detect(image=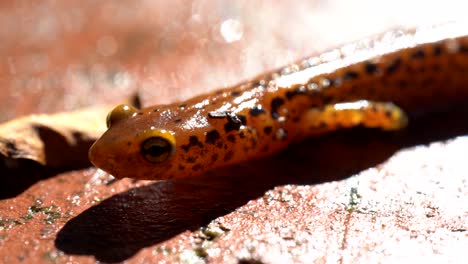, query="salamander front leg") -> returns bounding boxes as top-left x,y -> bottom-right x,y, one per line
300,100 -> 408,135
